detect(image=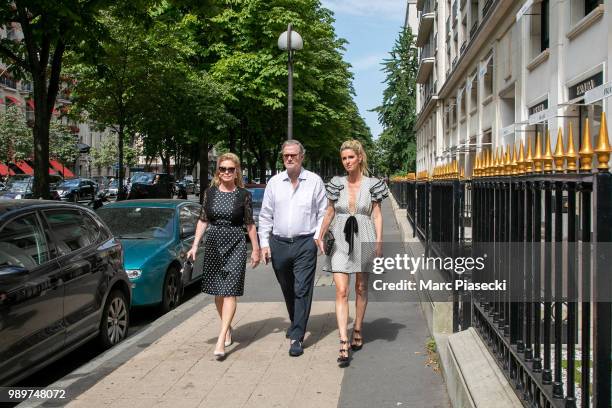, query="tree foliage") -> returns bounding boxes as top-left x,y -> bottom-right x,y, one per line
372,26 -> 418,176
0,0 -> 122,197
